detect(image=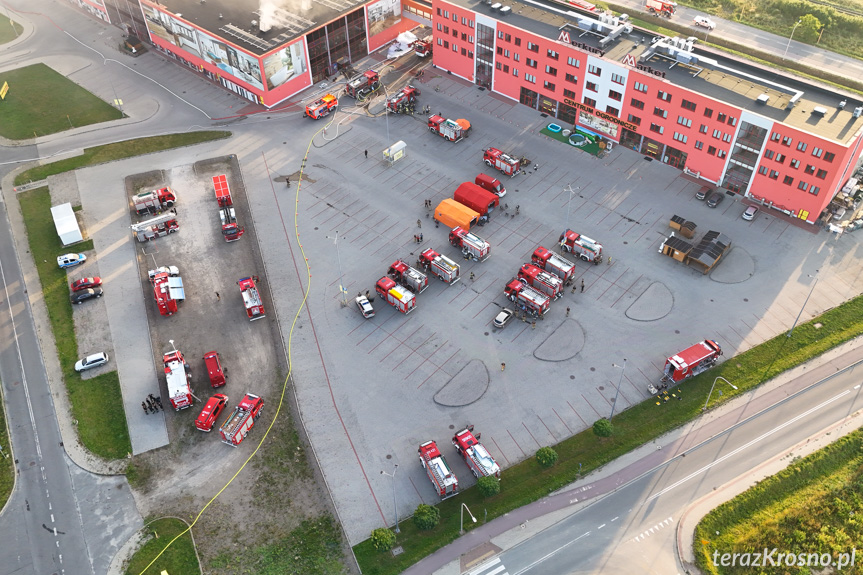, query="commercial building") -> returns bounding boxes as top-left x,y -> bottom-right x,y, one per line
430,0 -> 863,223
